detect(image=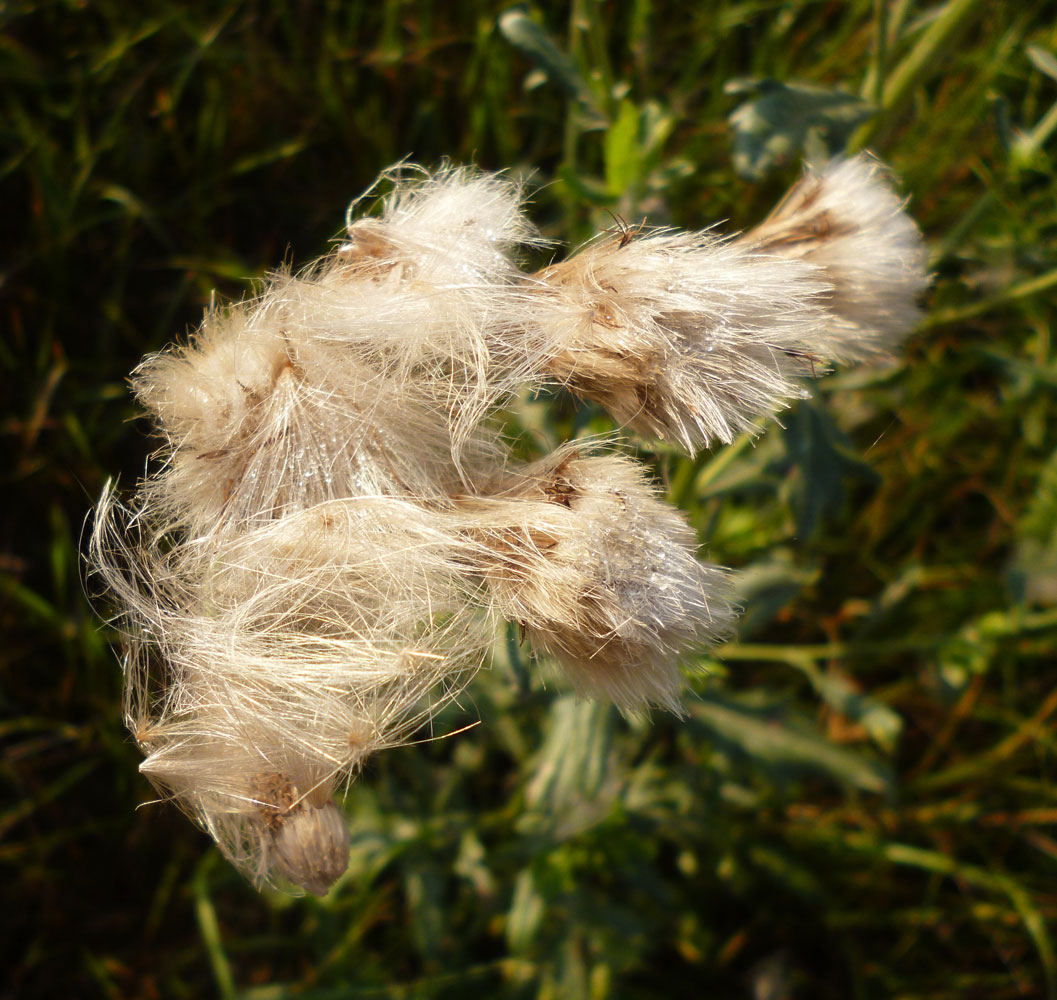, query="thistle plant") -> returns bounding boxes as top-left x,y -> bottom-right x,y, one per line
90,155 -> 927,896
